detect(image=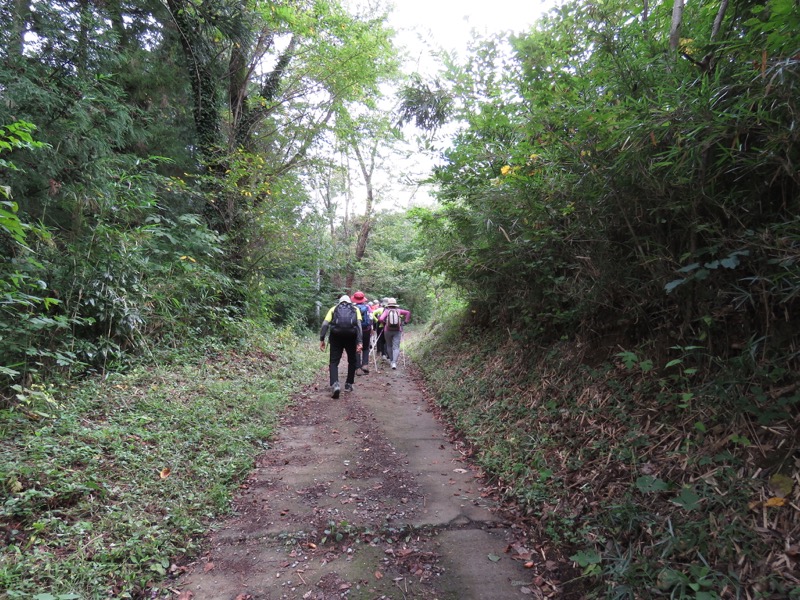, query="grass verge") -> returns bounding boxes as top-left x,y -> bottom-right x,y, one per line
0,323 -> 325,599
408,315 -> 800,600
